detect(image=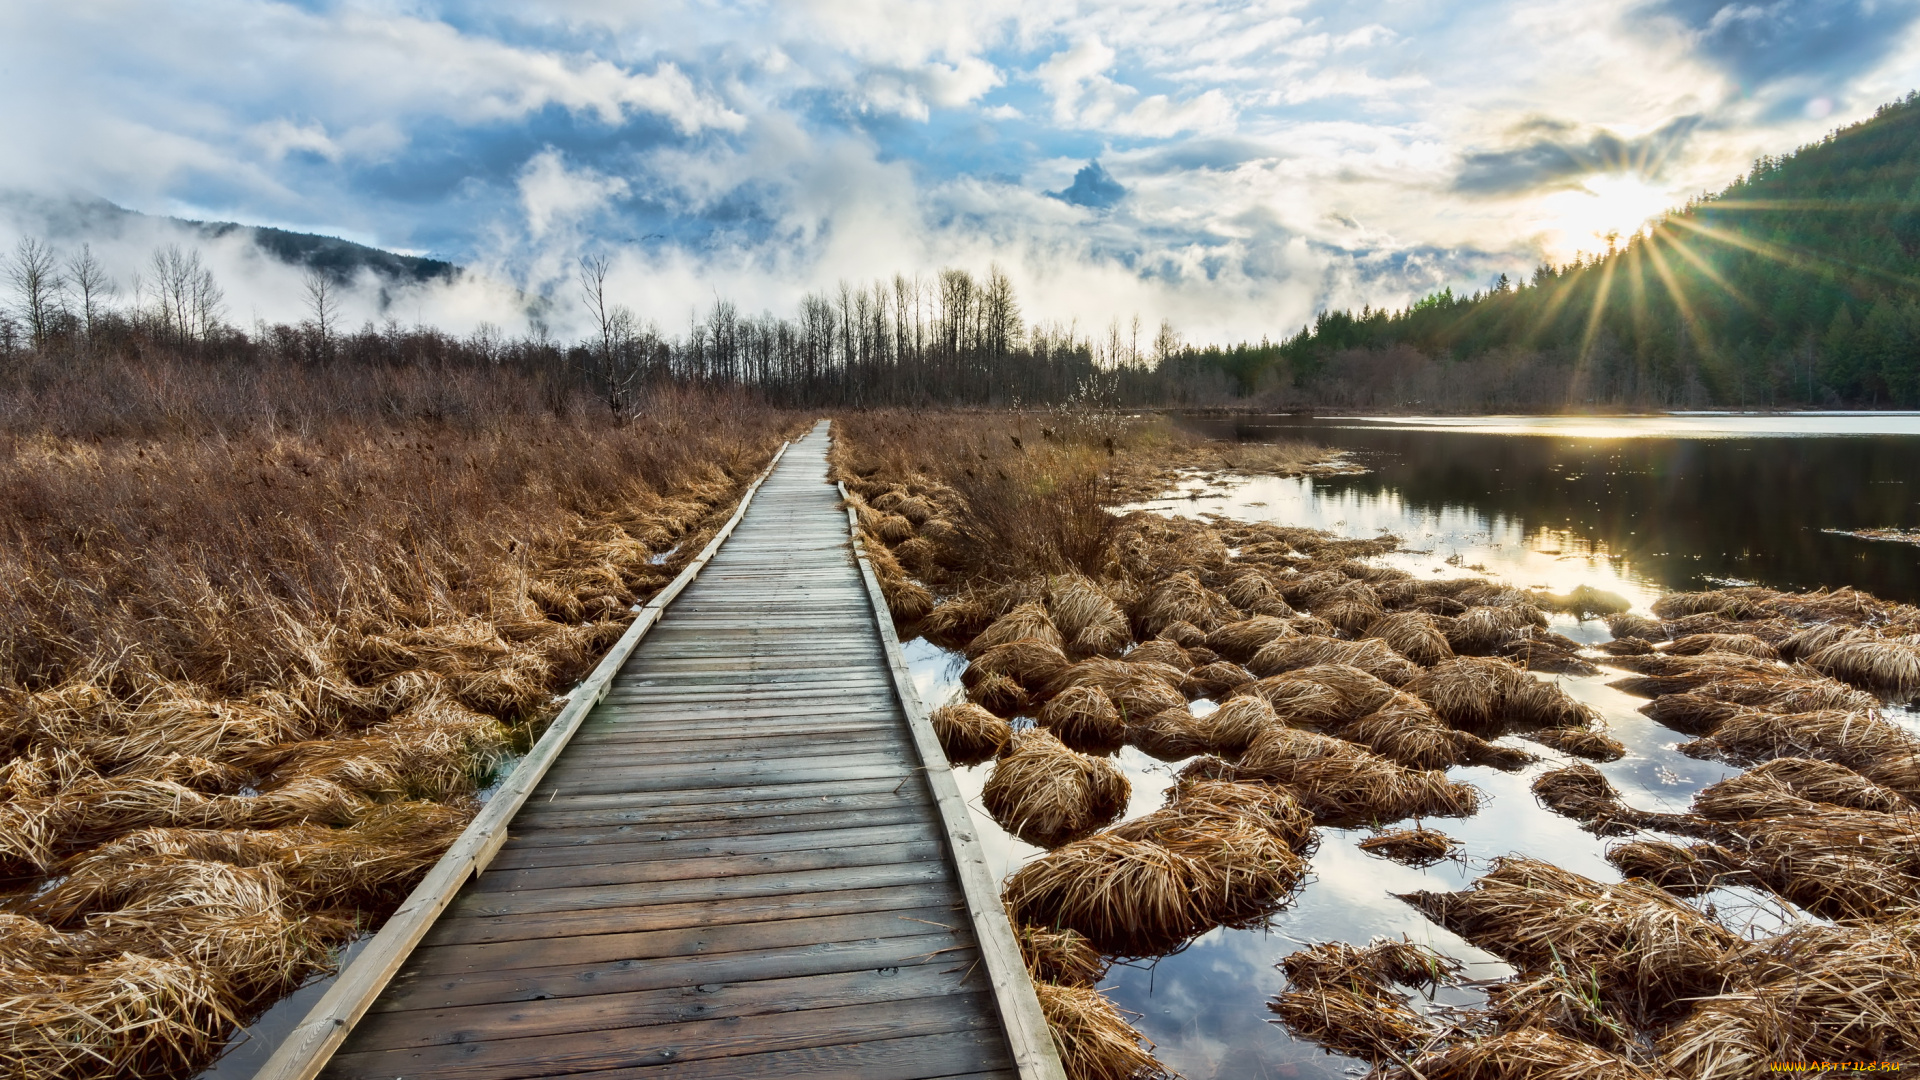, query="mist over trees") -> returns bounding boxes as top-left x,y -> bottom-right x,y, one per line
4,91 -> 1917,413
